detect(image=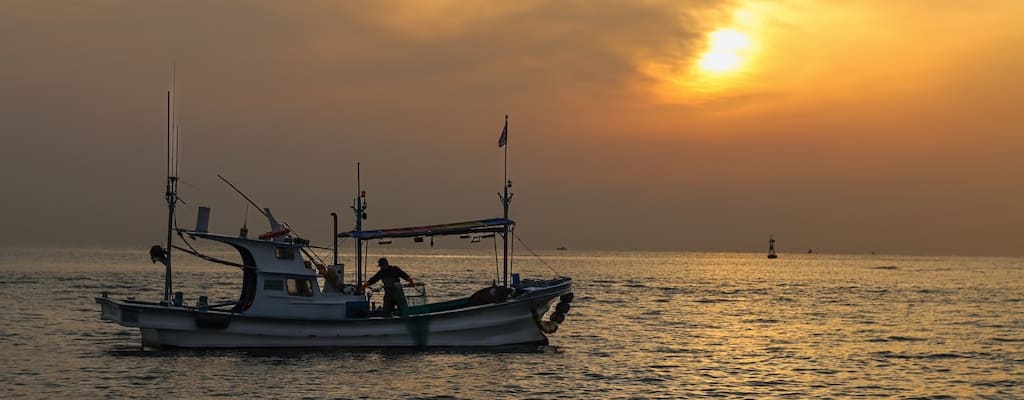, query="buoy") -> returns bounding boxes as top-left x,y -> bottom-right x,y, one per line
538,320 -> 559,334
560,293 -> 574,303
556,302 -> 571,314
550,312 -> 565,324
531,307 -> 560,334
